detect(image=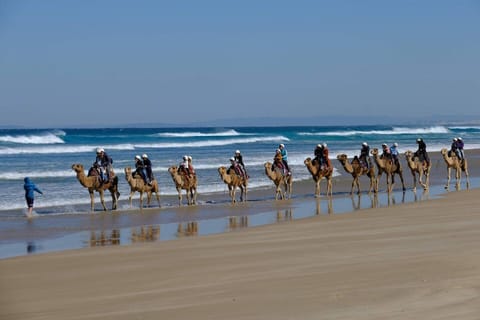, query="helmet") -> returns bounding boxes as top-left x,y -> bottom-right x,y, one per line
135,155 -> 141,160
96,148 -> 104,153
362,142 -> 368,147
230,157 -> 235,161
382,143 -> 387,147
317,144 -> 322,148
279,144 -> 285,148
458,137 -> 463,141
142,153 -> 148,158
322,143 -> 327,148
453,138 -> 458,141
188,156 -> 192,161
417,138 -> 422,142
183,155 -> 188,160
276,149 -> 281,153
393,142 -> 398,147
235,150 -> 241,154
